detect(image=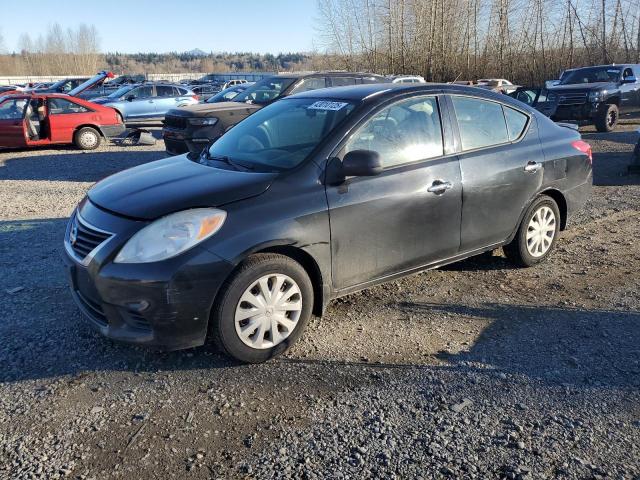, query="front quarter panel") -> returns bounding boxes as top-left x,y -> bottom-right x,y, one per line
201,162 -> 331,294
